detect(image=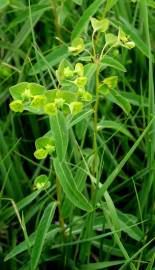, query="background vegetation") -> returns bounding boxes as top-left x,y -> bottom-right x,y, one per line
0,0 -> 155,269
